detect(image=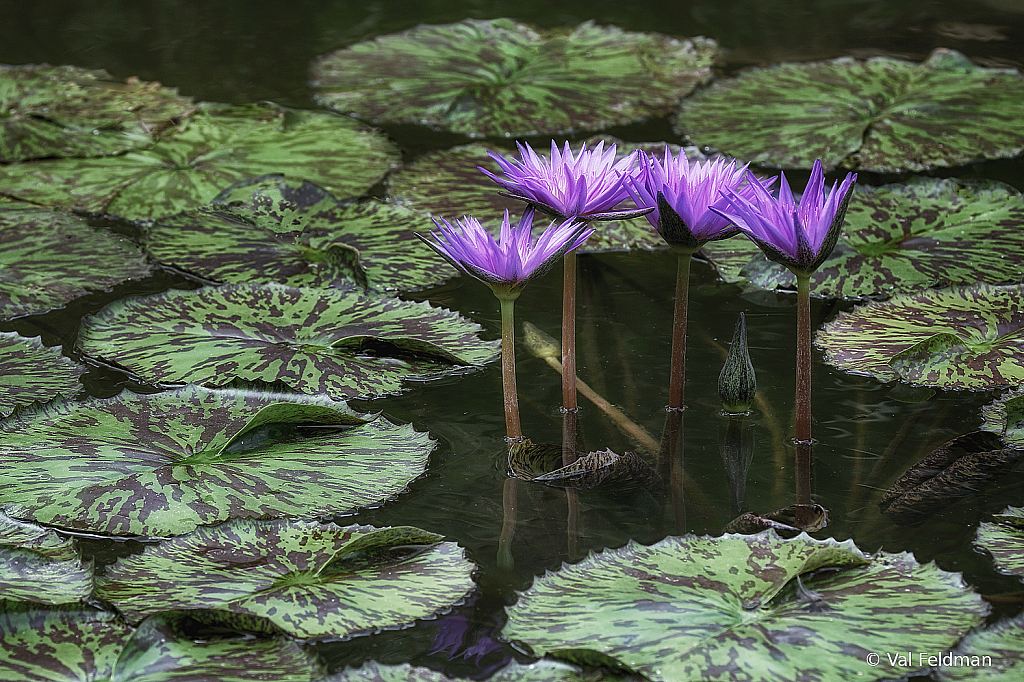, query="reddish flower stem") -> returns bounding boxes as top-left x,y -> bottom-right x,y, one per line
795,273 -> 812,443
667,251 -> 693,411
561,250 -> 578,411
498,294 -> 523,441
